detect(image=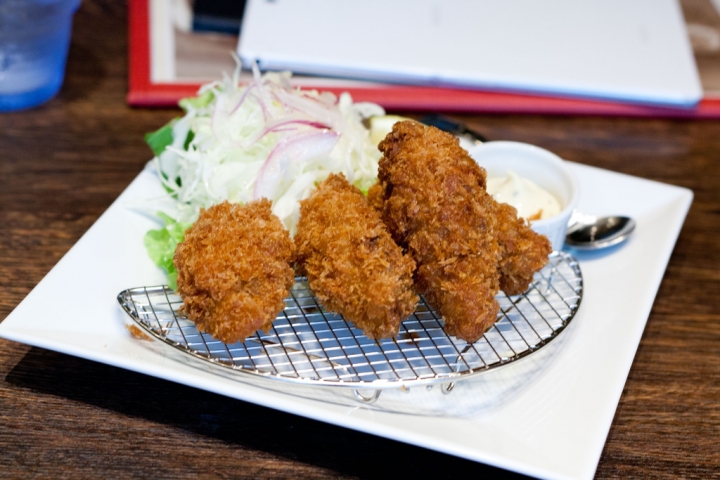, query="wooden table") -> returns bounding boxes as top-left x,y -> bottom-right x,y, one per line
1,2 -> 719,478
